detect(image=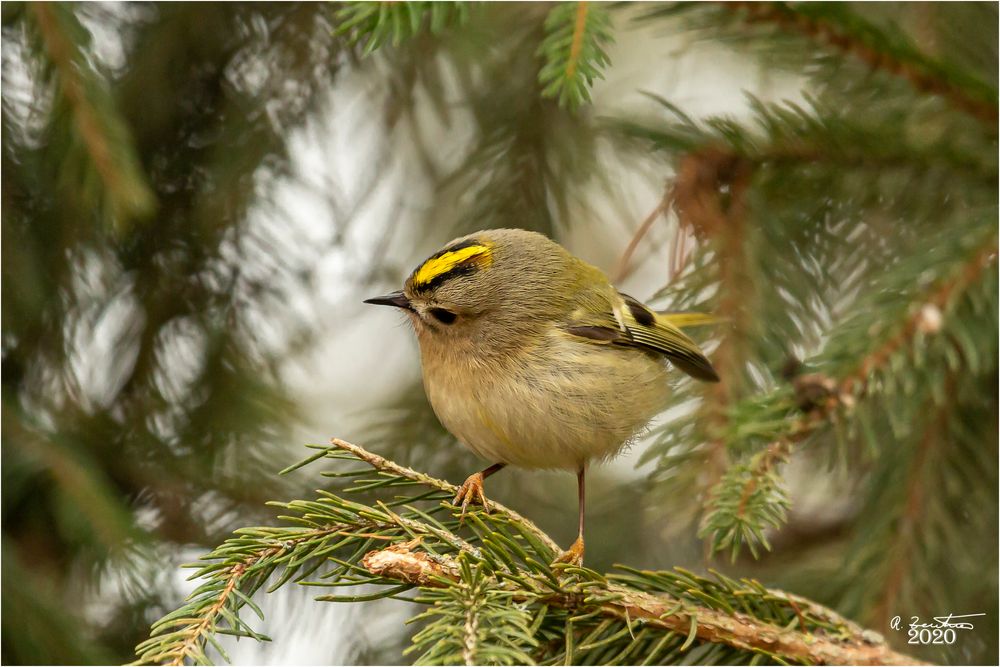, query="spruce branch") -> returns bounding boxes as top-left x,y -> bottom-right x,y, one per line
867,375 -> 954,630
725,2 -> 998,126
699,440 -> 793,561
669,146 -> 756,526
131,526 -> 337,666
627,90 -> 996,564
327,437 -> 561,554
845,369 -> 997,637
537,2 -> 614,110
406,559 -> 538,666
335,2 -> 470,55
136,438 -> 925,665
840,235 -> 999,396
363,543 -> 922,666
700,231 -> 998,559
612,186 -> 672,283
28,3 -> 155,233
617,94 -> 997,183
